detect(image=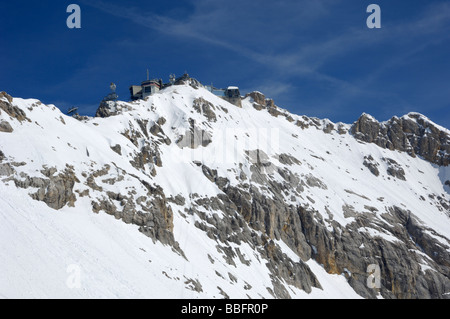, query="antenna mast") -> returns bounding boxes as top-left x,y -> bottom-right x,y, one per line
170,73 -> 176,85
